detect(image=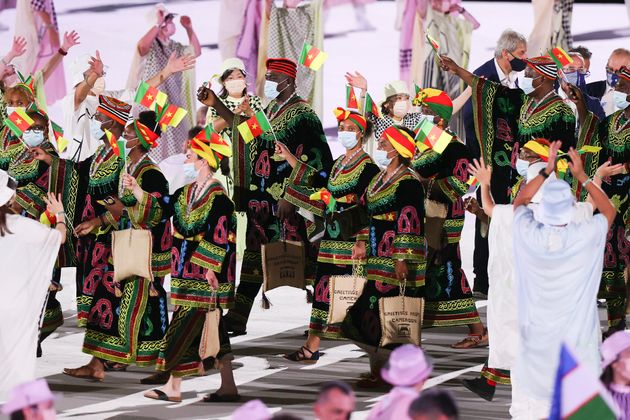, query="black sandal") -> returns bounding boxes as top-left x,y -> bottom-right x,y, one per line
202,392 -> 240,403
283,346 -> 320,364
144,389 -> 182,403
